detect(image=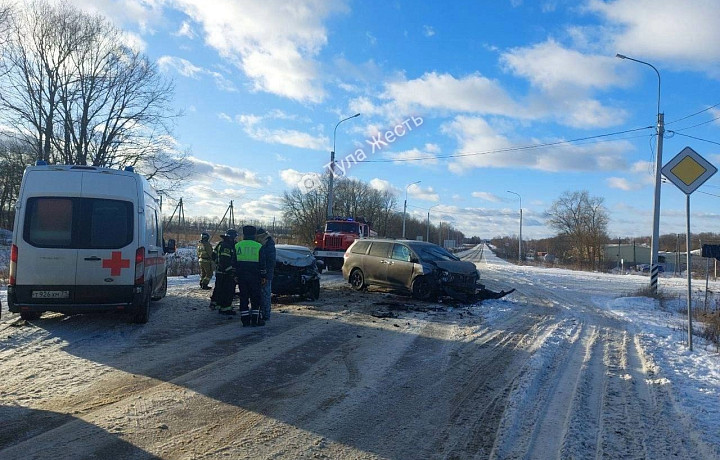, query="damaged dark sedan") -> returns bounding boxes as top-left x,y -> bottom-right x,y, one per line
342,239 -> 511,302
272,245 -> 322,300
